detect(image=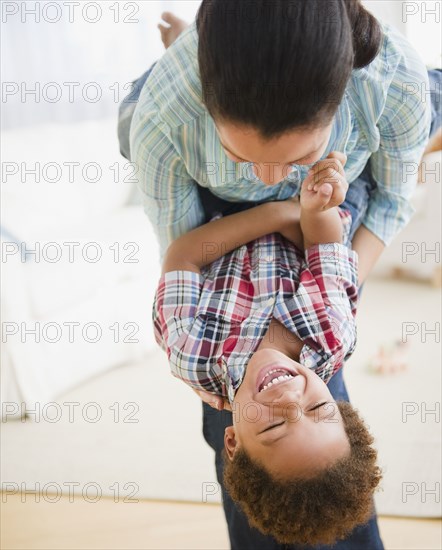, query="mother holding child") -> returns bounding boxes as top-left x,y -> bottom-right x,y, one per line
118,1 -> 441,548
